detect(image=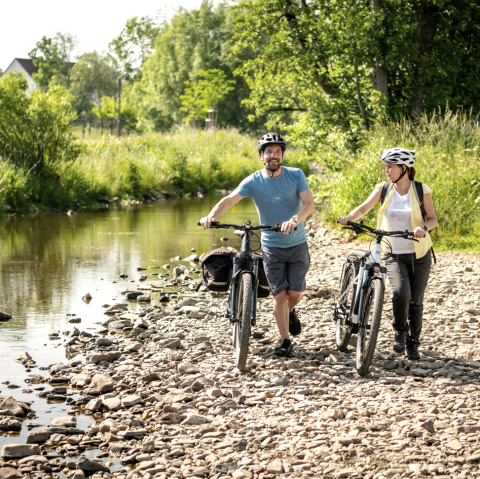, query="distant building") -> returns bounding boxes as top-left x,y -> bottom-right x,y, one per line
2,58 -> 39,93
